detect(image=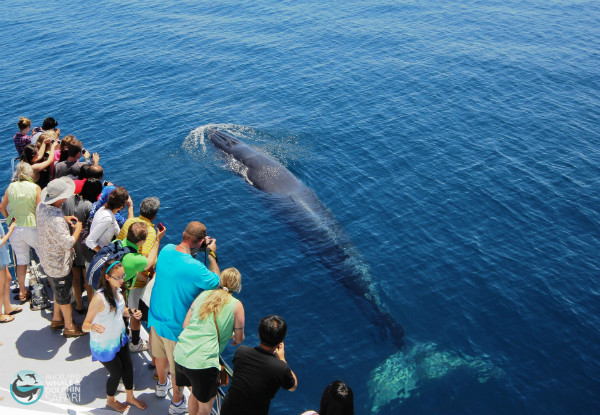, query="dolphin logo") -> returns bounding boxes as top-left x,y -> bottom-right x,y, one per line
10,371 -> 43,405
